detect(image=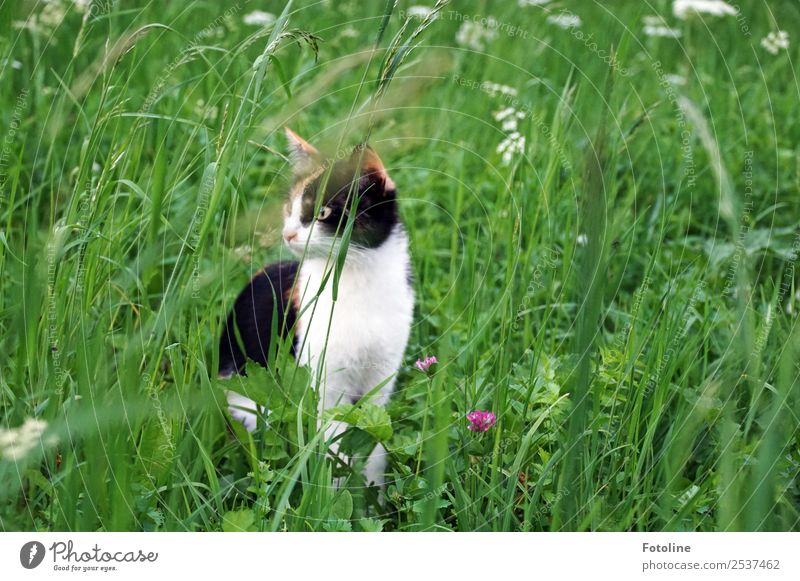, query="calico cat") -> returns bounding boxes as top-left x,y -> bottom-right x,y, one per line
219,128 -> 414,488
